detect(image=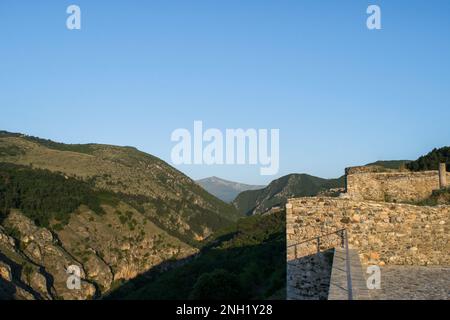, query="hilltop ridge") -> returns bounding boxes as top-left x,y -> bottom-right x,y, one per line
233,174 -> 345,216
